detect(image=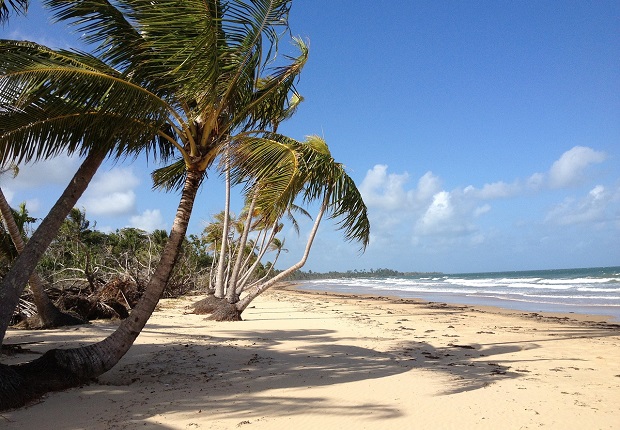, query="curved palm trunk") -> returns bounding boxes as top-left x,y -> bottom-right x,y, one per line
0,150 -> 106,345
0,168 -> 203,410
236,219 -> 279,293
226,191 -> 257,302
235,199 -> 326,313
214,157 -> 231,298
209,199 -> 327,322
0,188 -> 83,328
